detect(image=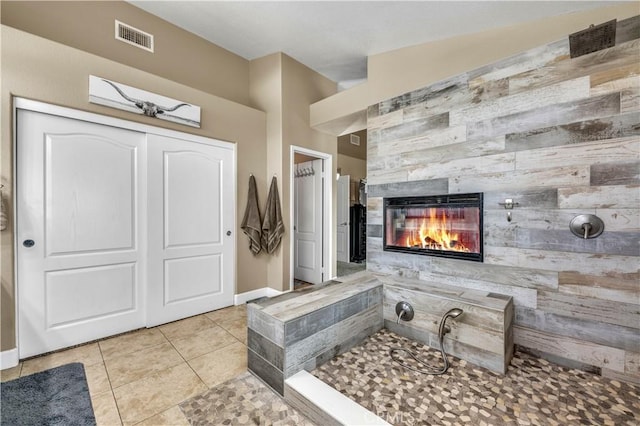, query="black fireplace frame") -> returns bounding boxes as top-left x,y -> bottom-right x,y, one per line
383,192 -> 484,262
